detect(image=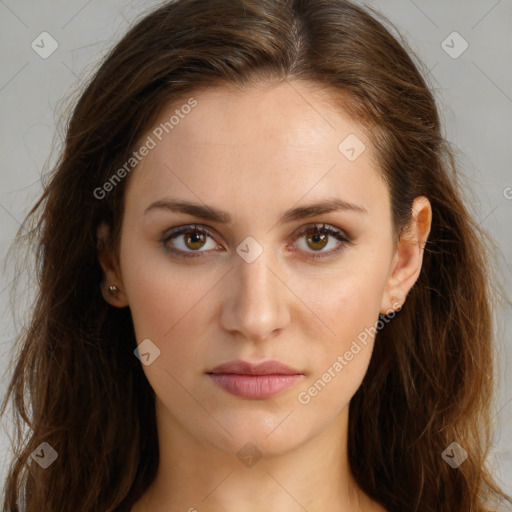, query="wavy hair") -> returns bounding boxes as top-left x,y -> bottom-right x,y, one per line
2,0 -> 511,510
